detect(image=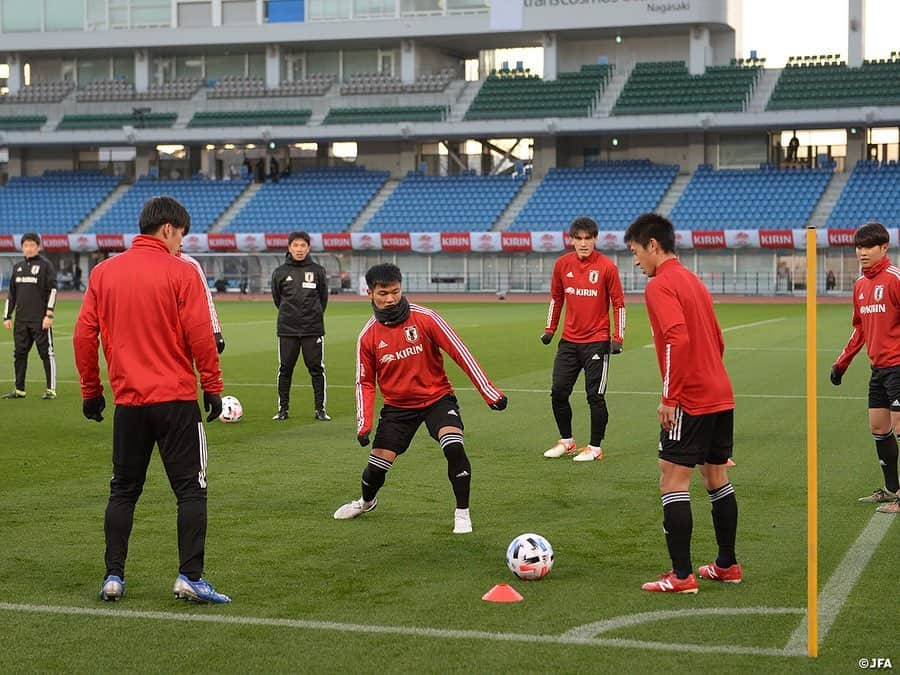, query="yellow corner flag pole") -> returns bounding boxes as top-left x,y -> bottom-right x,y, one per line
806,225 -> 818,658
